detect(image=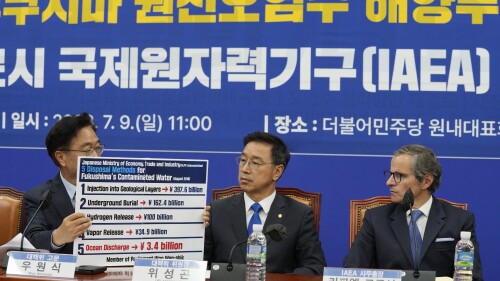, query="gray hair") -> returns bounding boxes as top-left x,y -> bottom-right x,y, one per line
394,144 -> 442,193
